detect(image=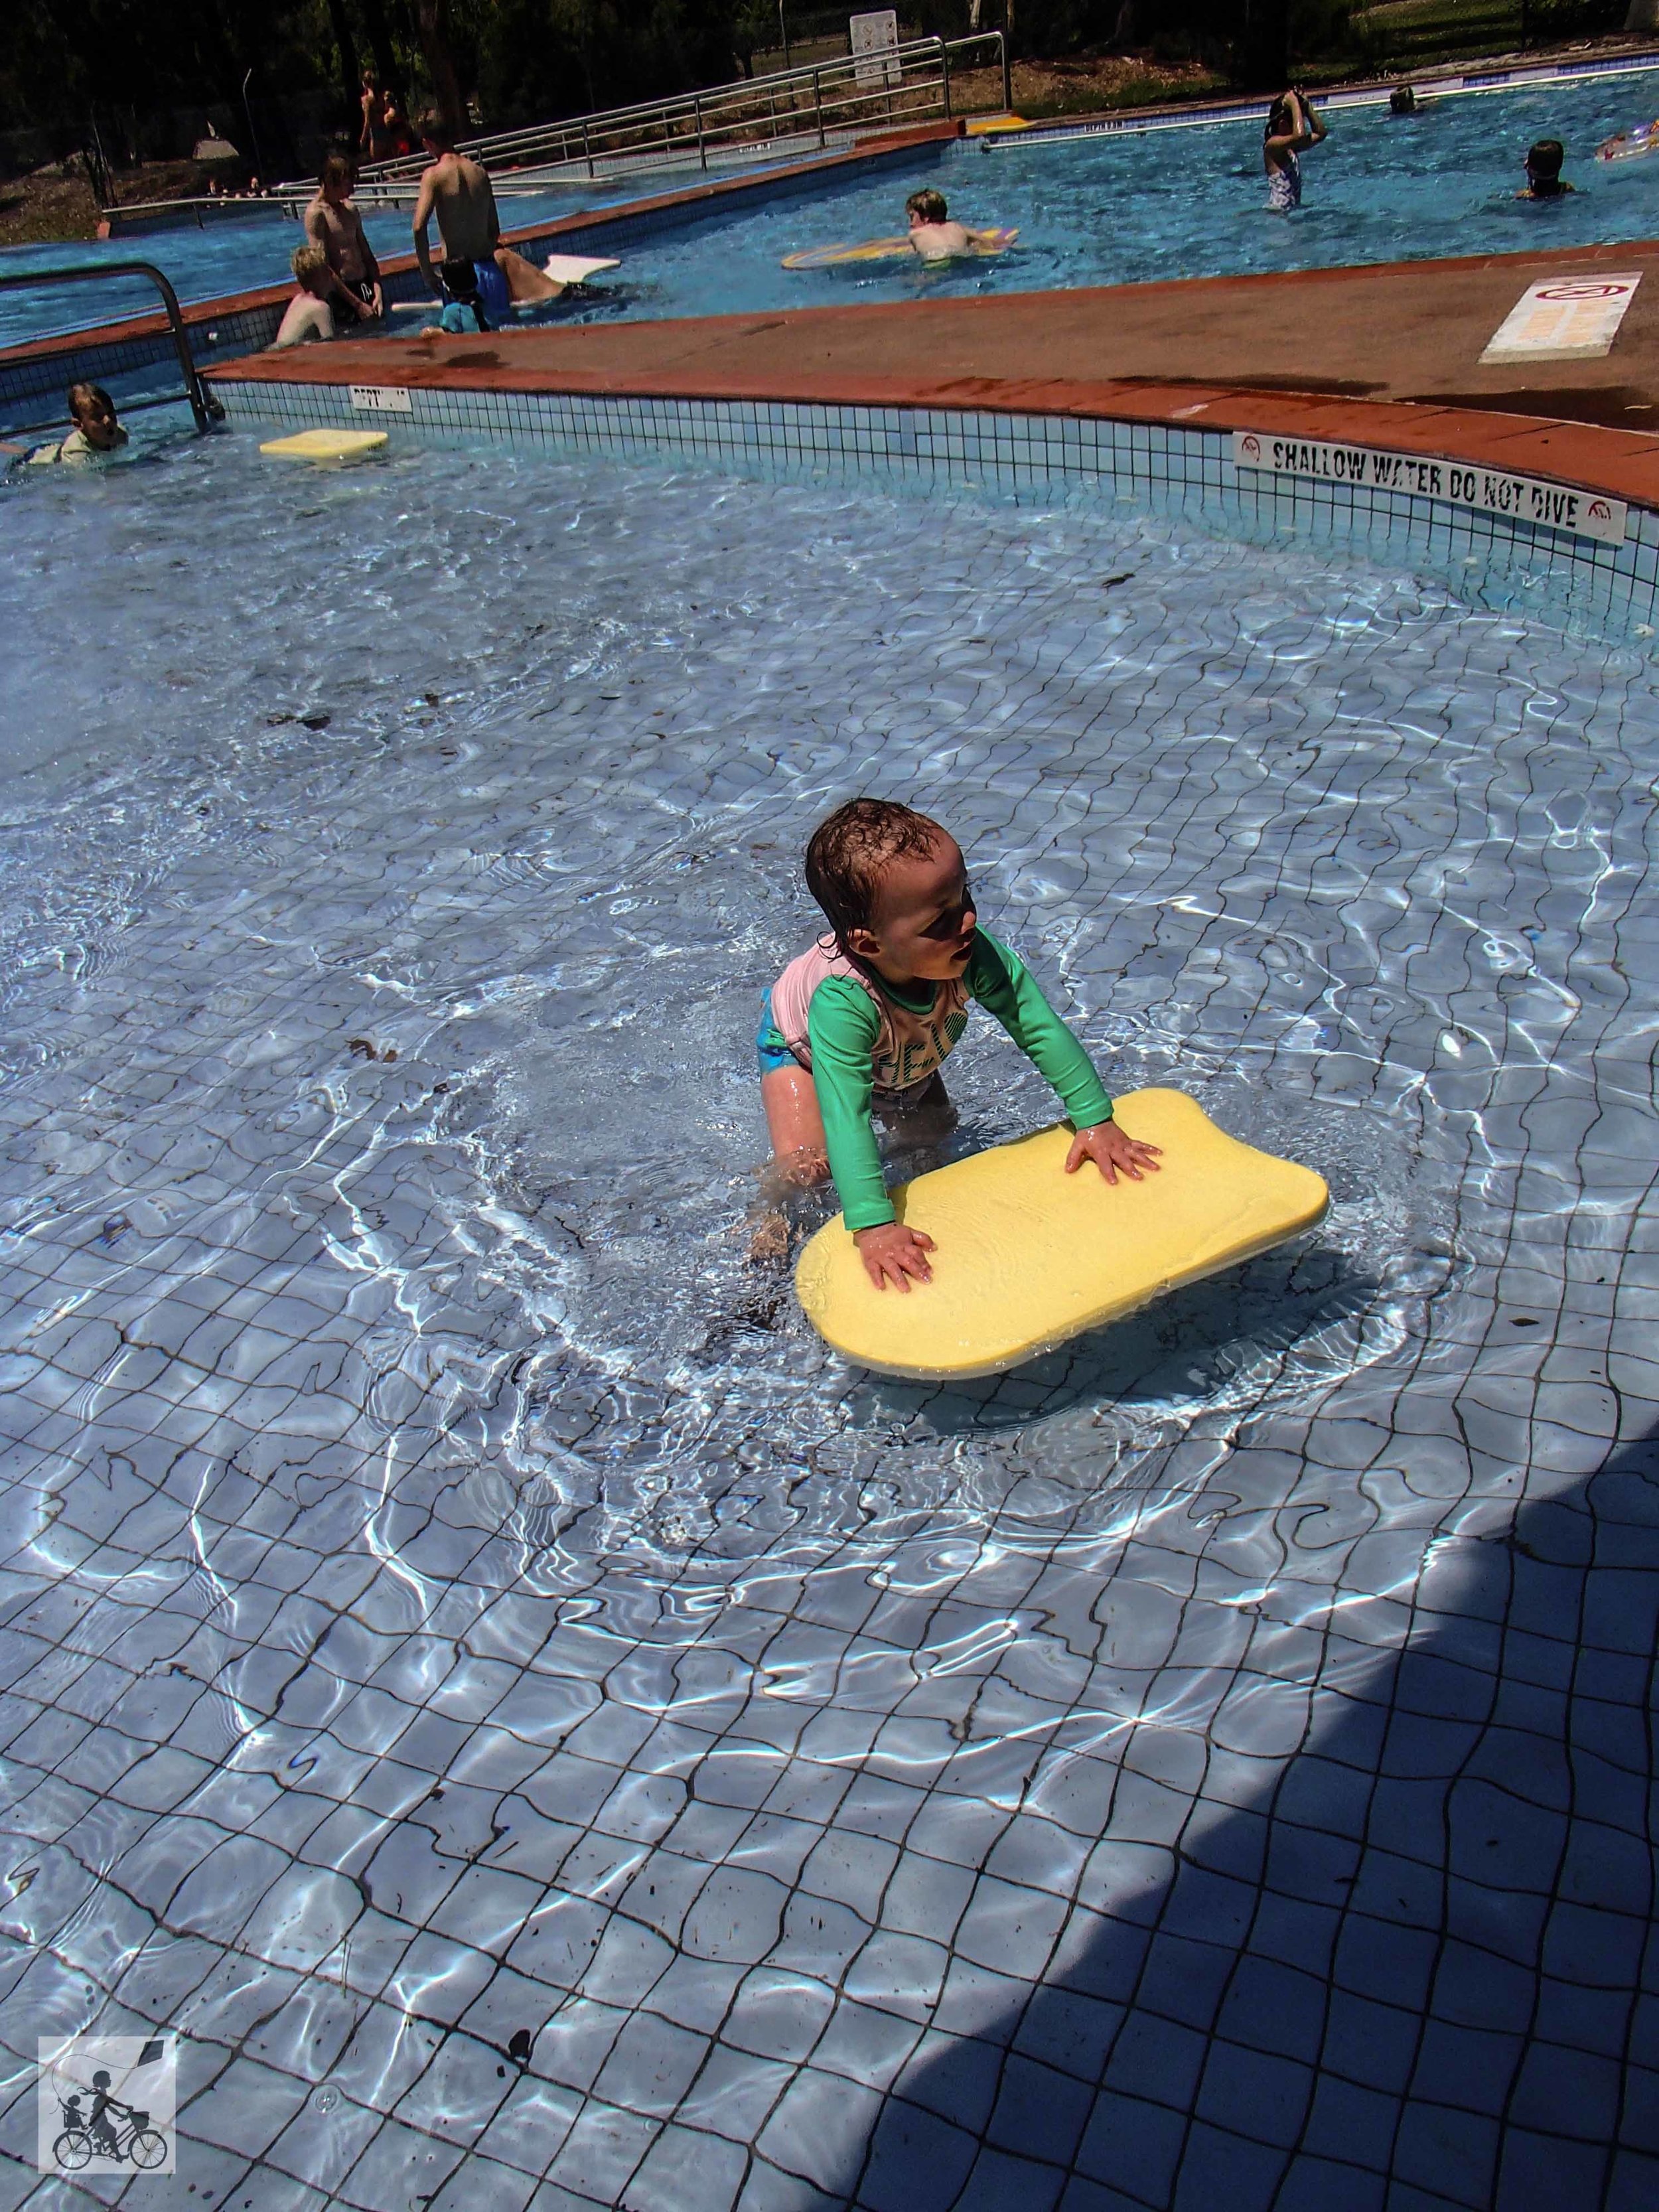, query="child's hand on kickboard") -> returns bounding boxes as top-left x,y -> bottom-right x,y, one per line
854,1220 -> 936,1291
1065,1121 -> 1163,1185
